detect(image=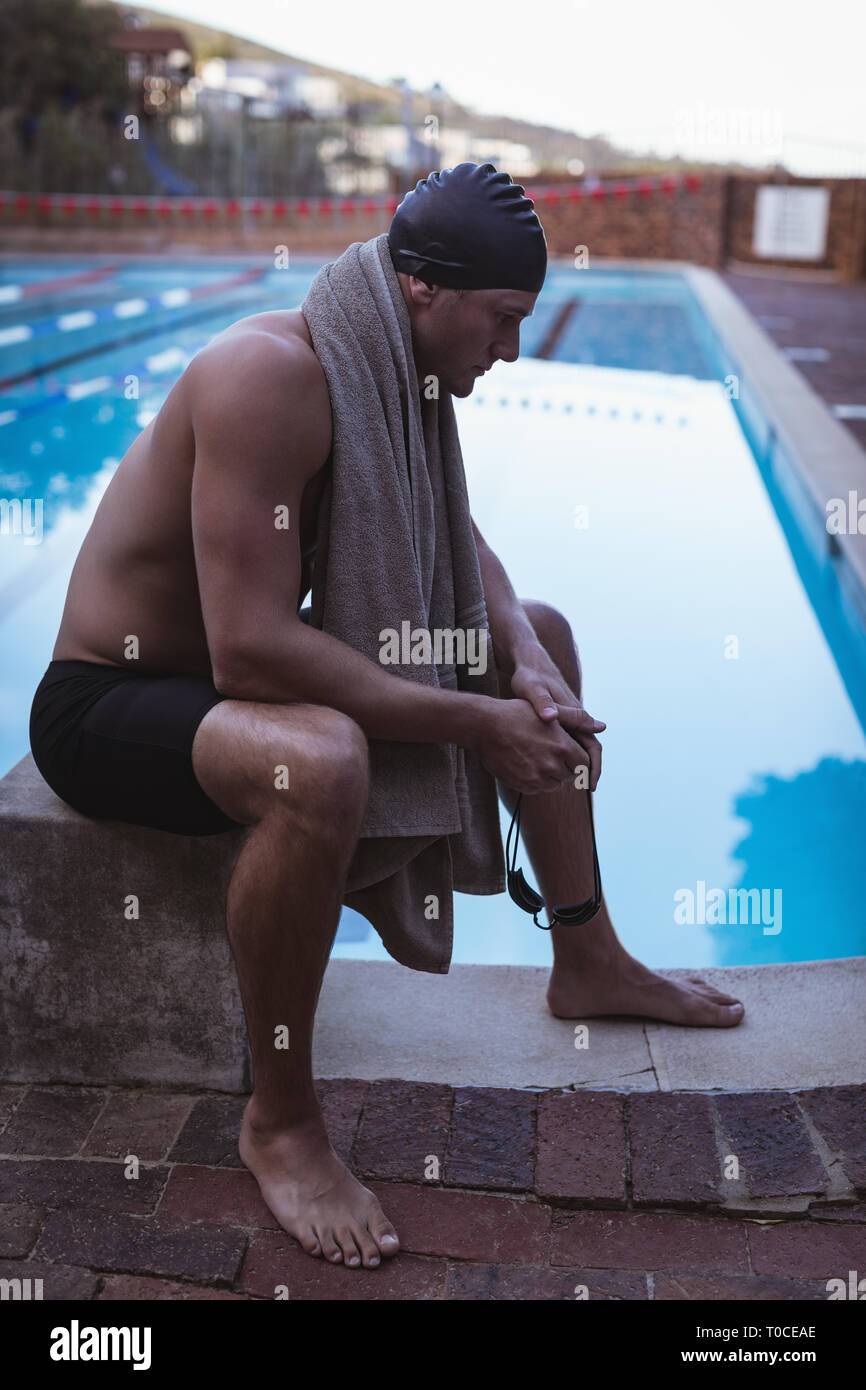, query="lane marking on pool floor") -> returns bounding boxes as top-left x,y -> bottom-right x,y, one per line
0,264 -> 120,304
0,267 -> 266,353
0,284 -> 278,394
